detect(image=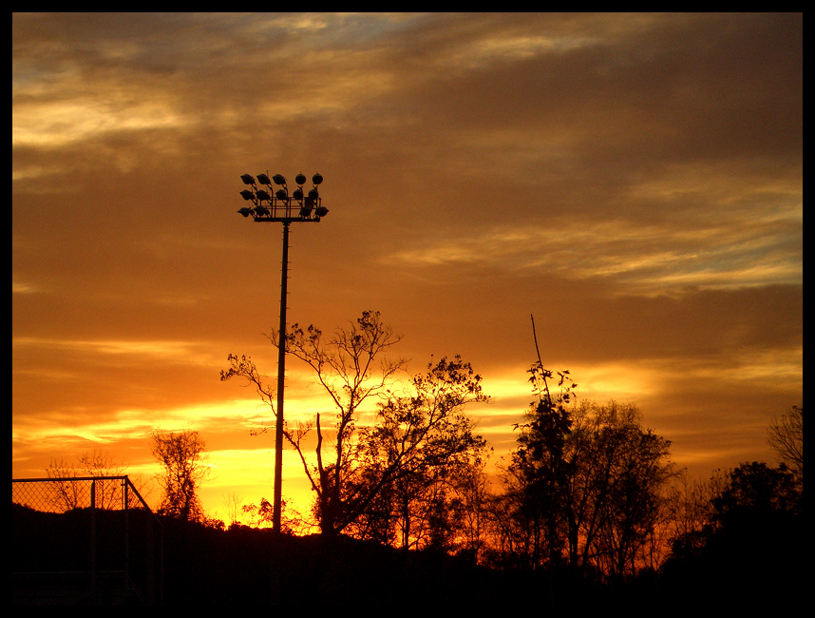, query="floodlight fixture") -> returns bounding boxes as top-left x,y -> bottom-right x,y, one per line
233,169 -> 329,537
236,171 -> 328,223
